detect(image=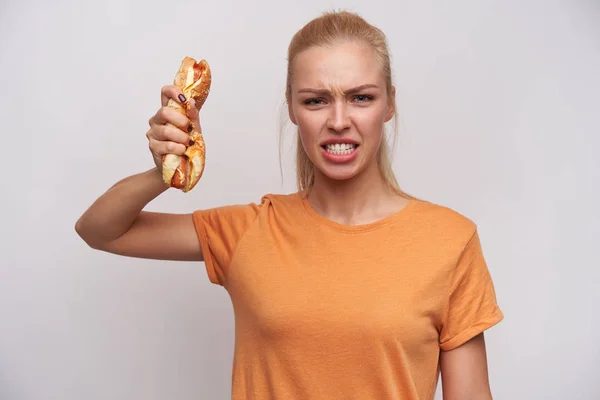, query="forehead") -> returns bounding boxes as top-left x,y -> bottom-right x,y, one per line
291,41 -> 382,90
